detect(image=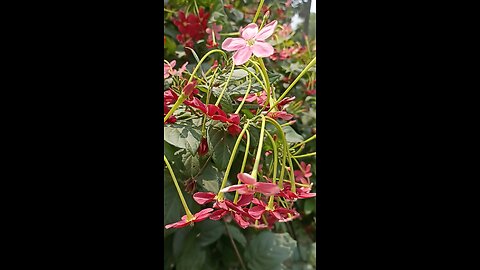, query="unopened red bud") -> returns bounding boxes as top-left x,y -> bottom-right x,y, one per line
182,81 -> 197,96
197,137 -> 209,156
